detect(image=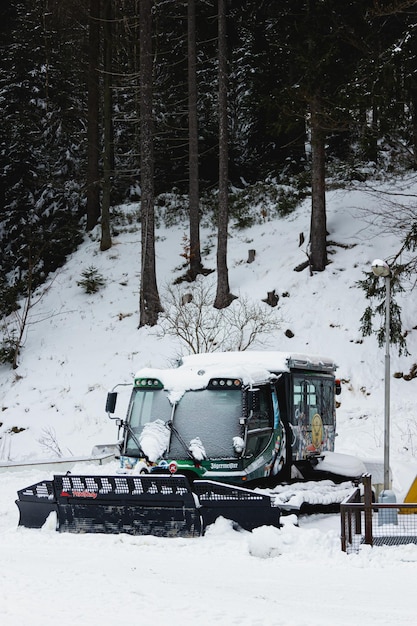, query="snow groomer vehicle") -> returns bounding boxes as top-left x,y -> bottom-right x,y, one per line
17,351 -> 361,537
